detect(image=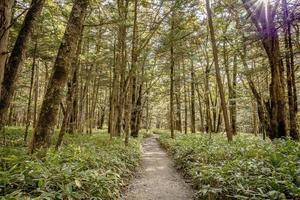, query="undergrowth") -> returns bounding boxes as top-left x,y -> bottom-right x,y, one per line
159,131 -> 300,200
0,127 -> 141,199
